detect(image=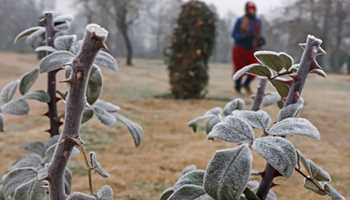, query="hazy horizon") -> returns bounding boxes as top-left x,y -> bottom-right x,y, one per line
57,0 -> 290,19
